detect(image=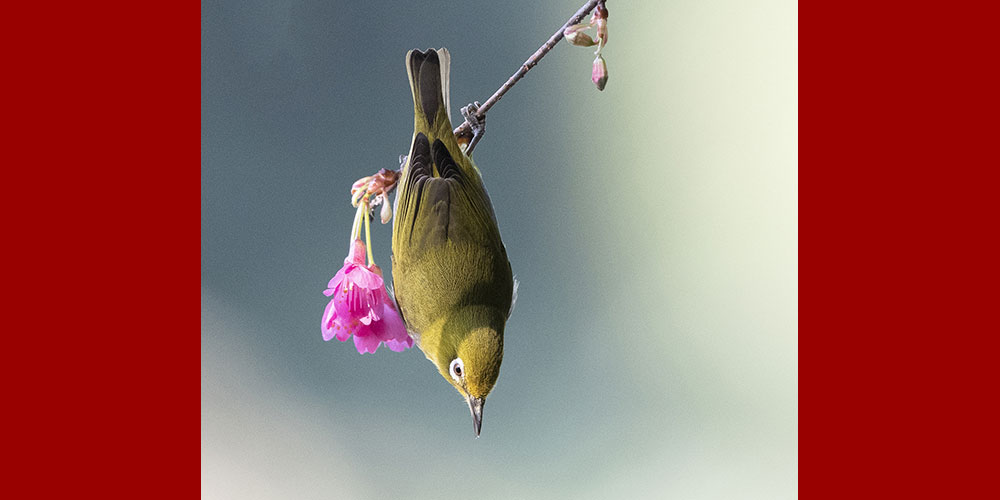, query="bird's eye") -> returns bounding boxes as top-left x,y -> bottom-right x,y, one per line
449,358 -> 464,382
